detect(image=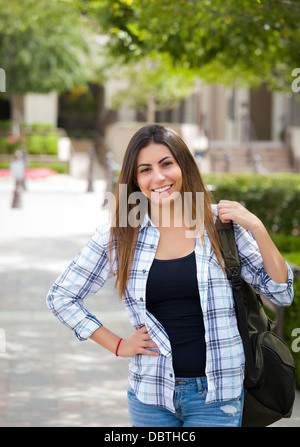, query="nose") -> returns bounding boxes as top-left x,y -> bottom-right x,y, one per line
152,167 -> 165,183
